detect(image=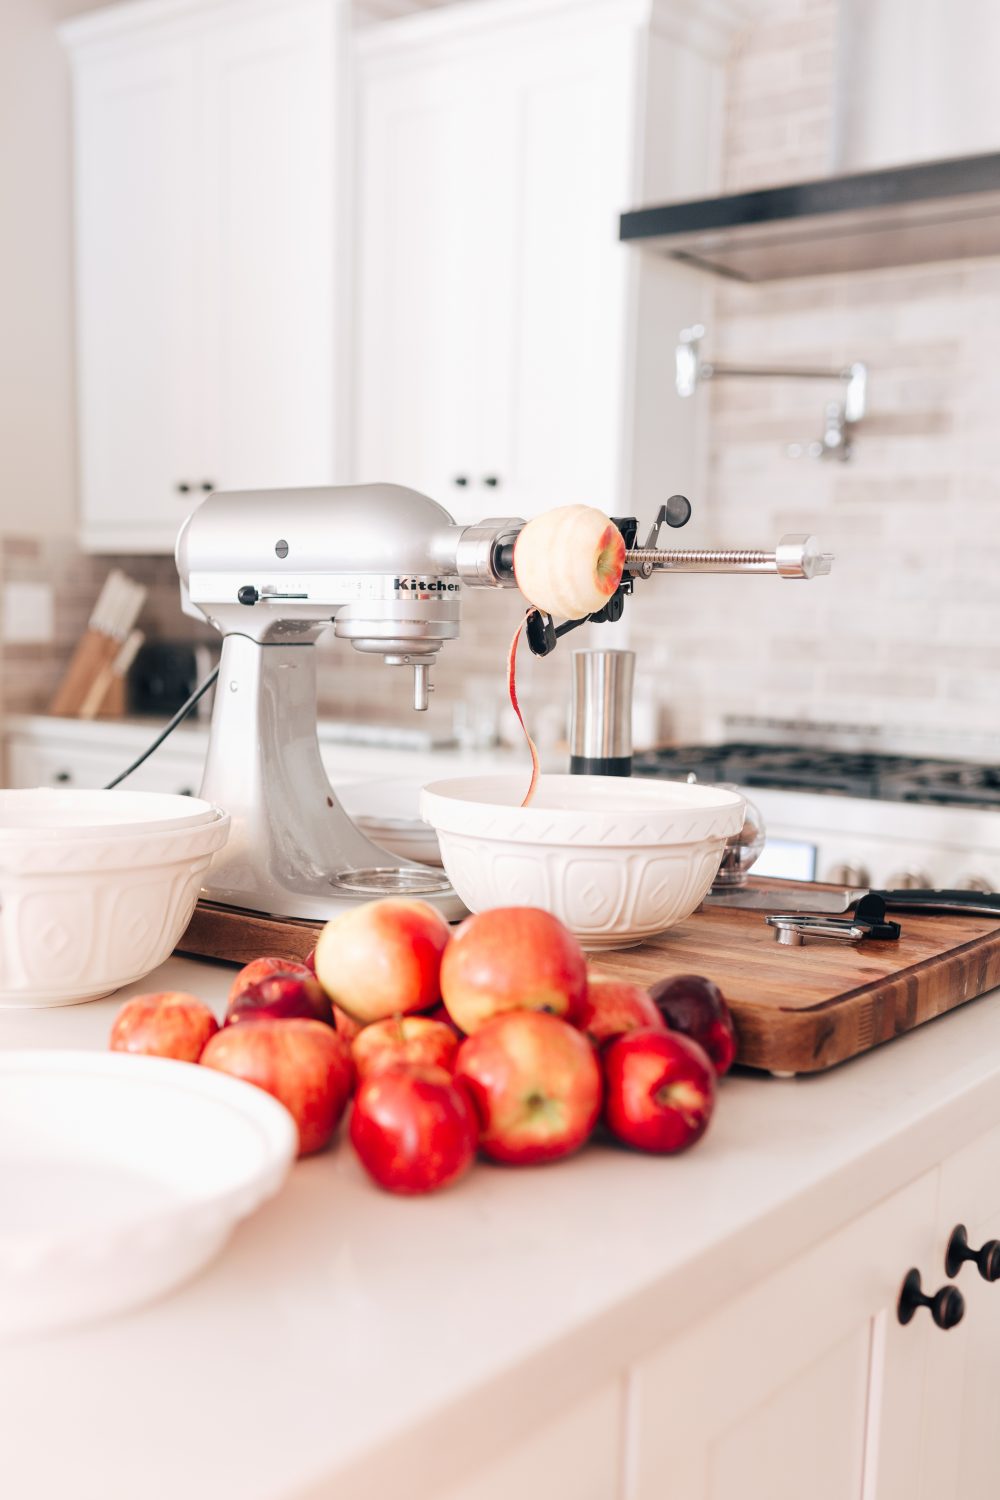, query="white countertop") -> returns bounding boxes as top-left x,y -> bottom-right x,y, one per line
4,961 -> 1000,1500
